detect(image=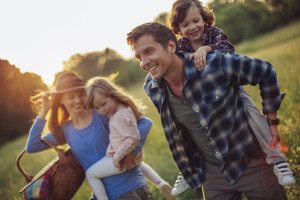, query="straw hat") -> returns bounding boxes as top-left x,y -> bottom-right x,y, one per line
54,72 -> 85,93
